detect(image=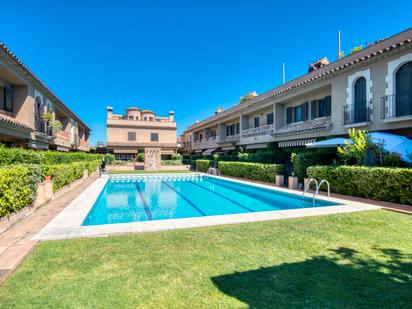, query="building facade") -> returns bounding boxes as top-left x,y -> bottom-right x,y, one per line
0,42 -> 90,151
181,28 -> 412,154
106,106 -> 178,160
